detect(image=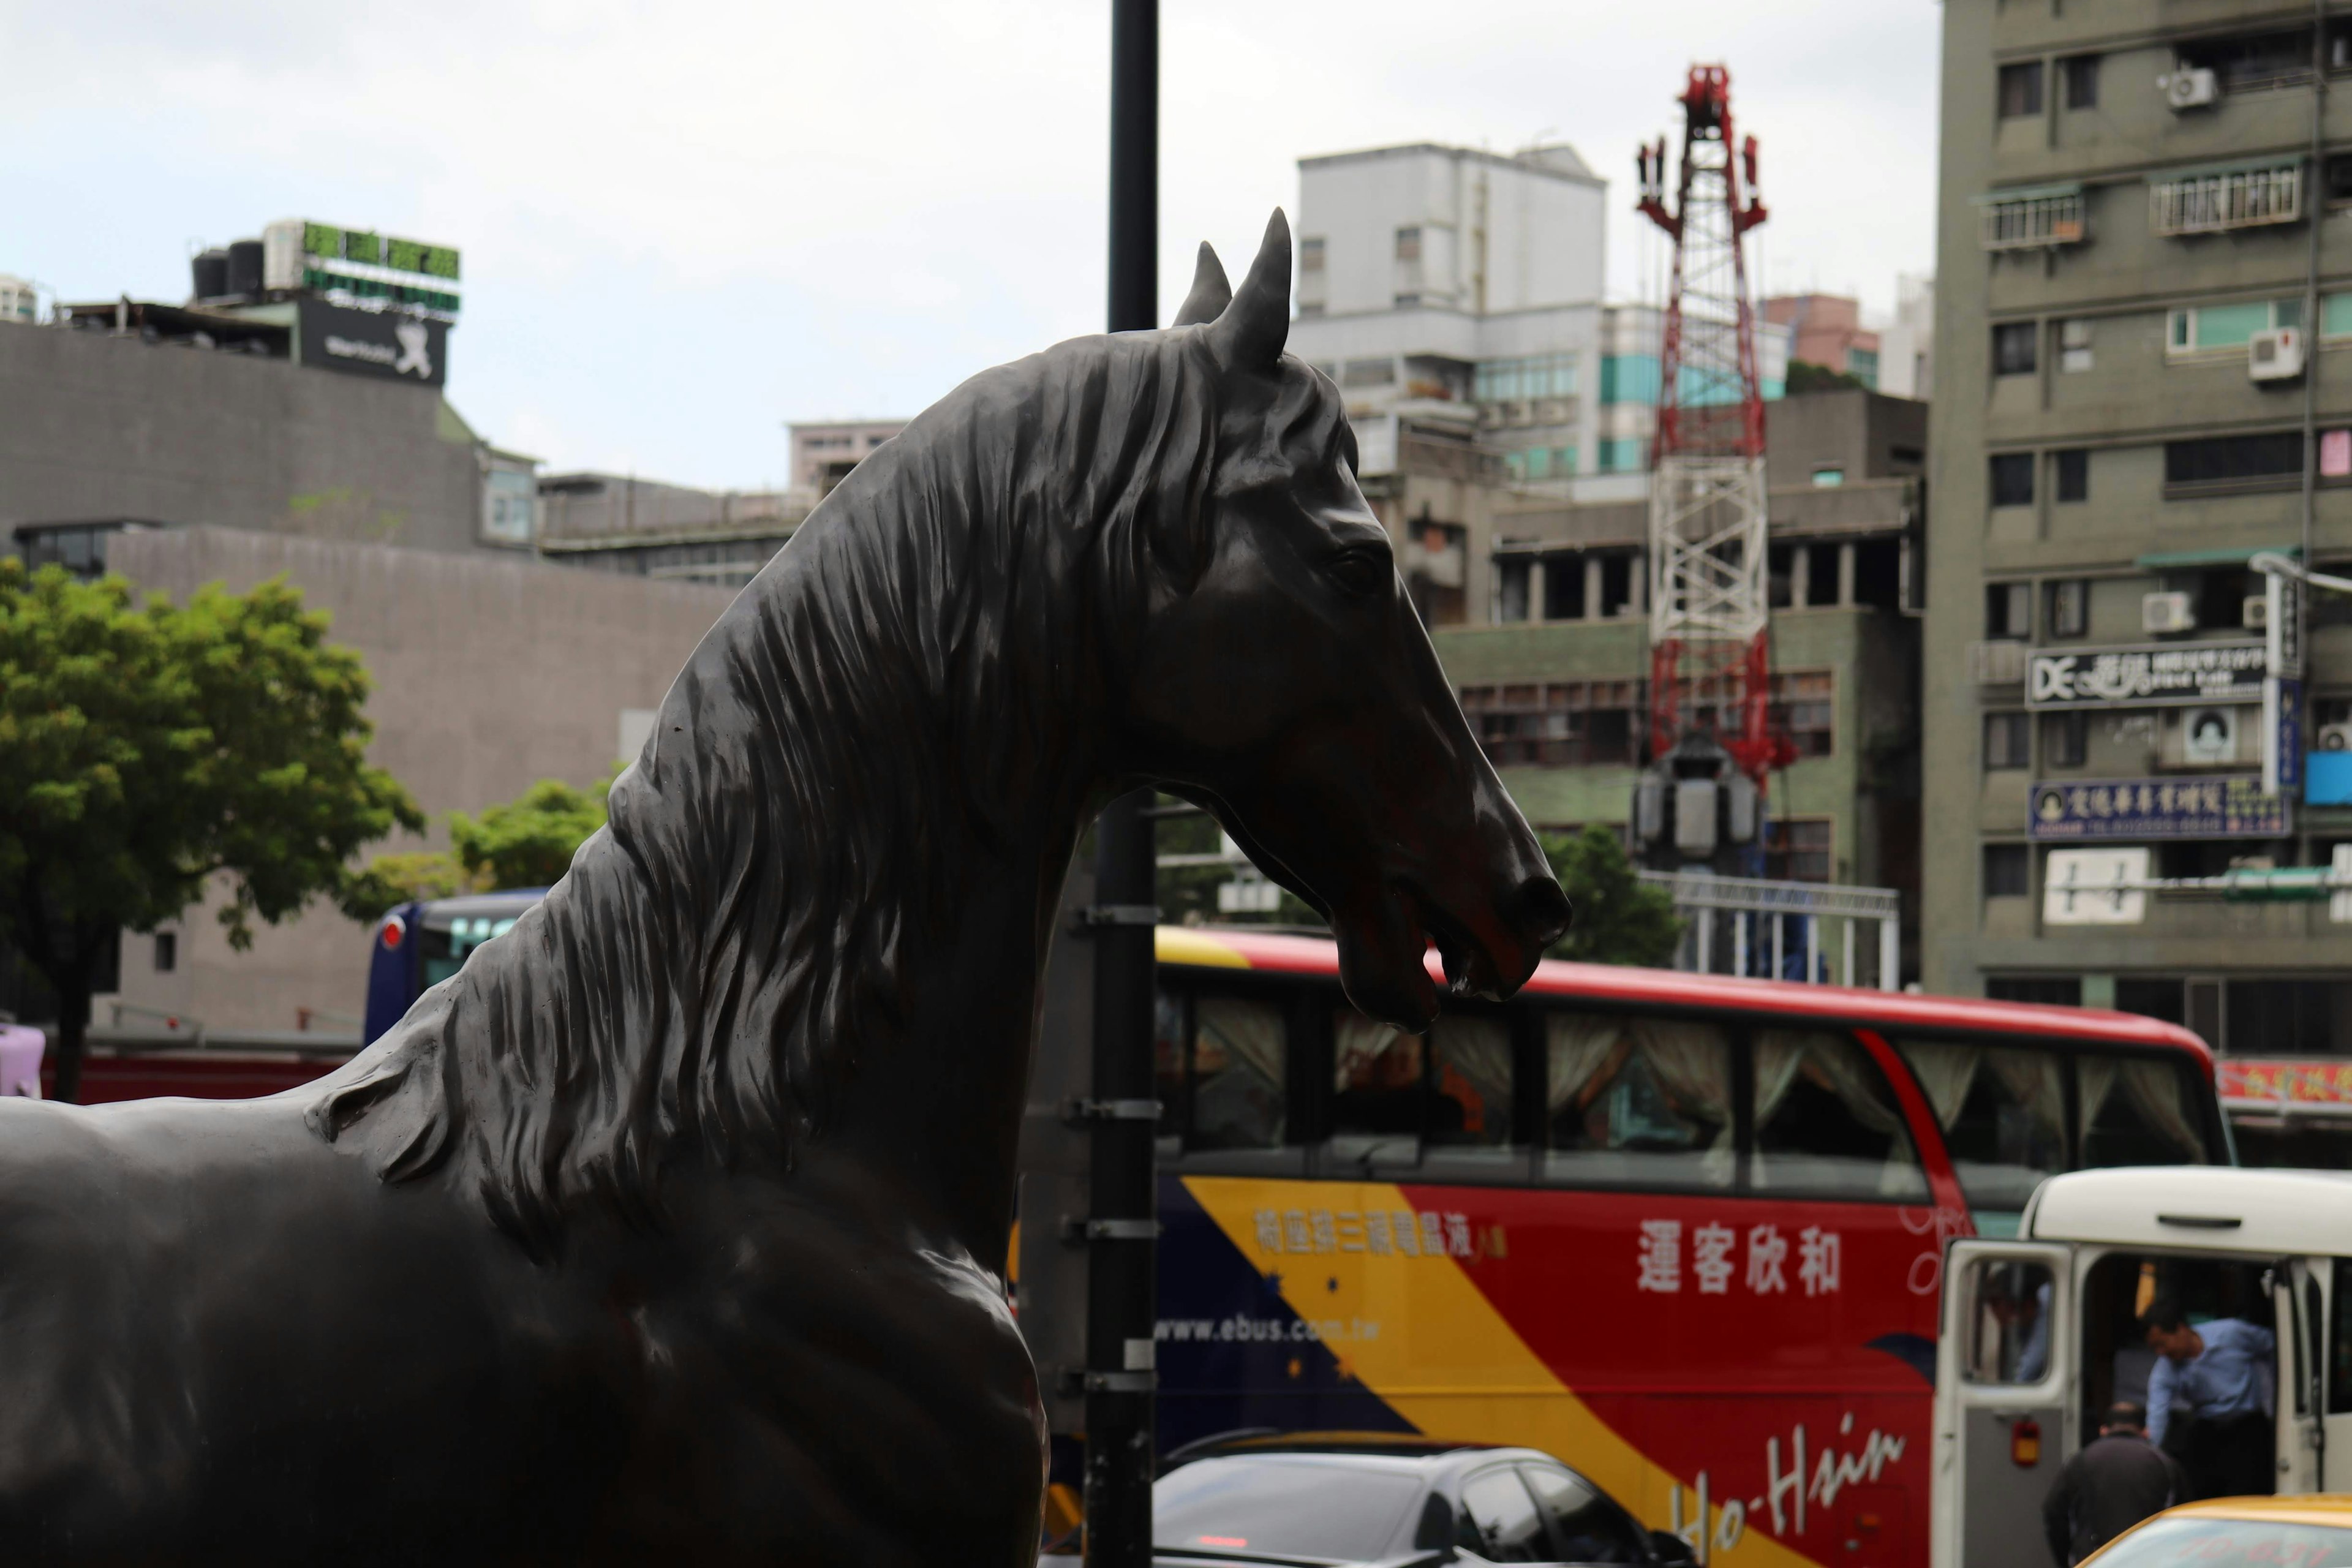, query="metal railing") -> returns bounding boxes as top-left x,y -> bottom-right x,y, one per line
2149,164 -> 2304,237
1640,869 -> 1902,990
1980,190 -> 2087,251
